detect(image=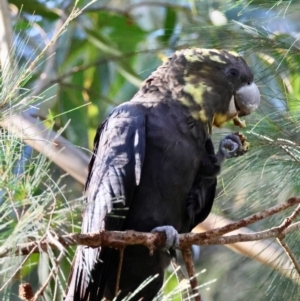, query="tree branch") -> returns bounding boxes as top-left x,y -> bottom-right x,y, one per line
274,201 -> 300,279
195,213 -> 299,283
181,247 -> 201,301
0,0 -> 16,84
277,236 -> 300,276
192,197 -> 300,239
0,204 -> 298,251
0,112 -> 89,184
2,197 -> 300,286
